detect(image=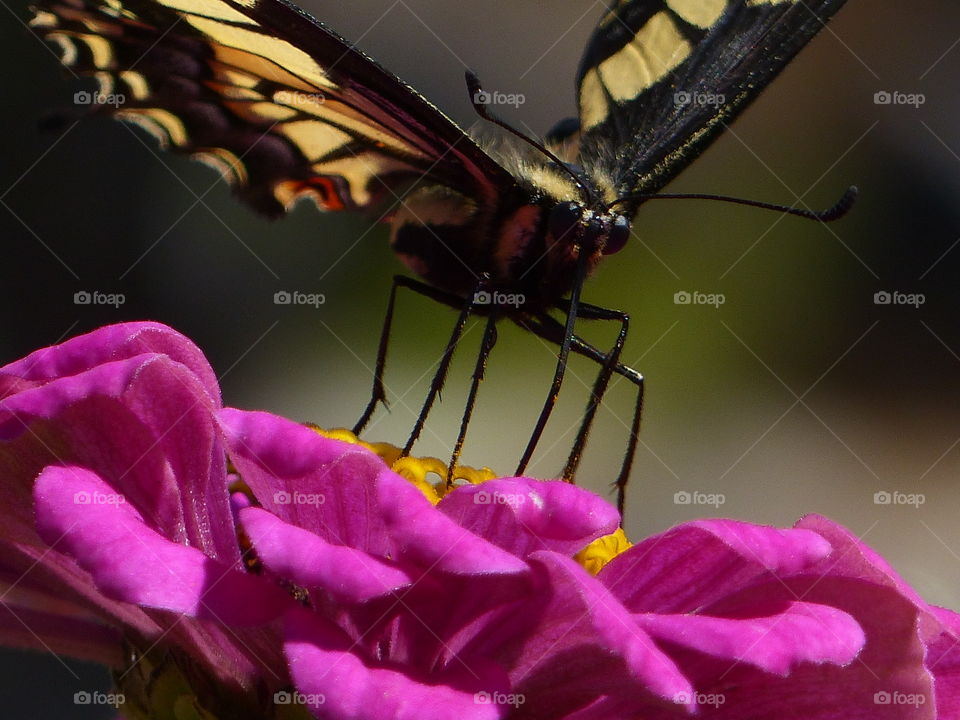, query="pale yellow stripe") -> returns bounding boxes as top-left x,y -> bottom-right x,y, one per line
280,120 -> 351,161
207,81 -> 263,100
291,95 -> 424,158
223,99 -> 298,122
579,68 -> 608,130
46,33 -> 78,66
118,108 -> 189,146
29,10 -> 59,27
93,71 -> 115,96
119,70 -> 150,100
666,0 -> 726,28
209,63 -> 261,88
596,12 -> 690,103
312,155 -> 413,206
194,148 -> 248,184
158,0 -> 255,24
72,32 -> 114,69
185,15 -> 336,90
